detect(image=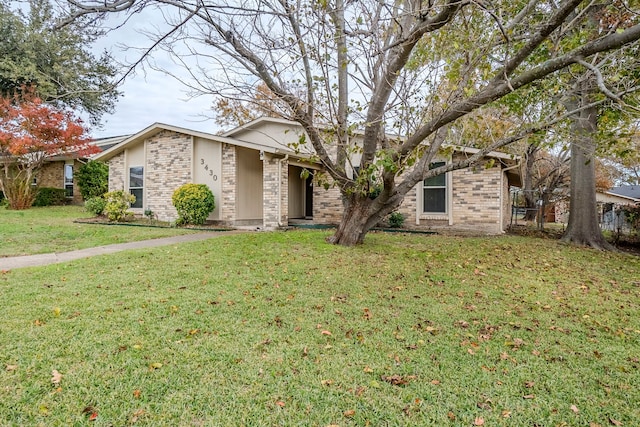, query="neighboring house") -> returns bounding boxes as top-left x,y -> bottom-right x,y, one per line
34,135 -> 130,205
596,186 -> 640,232
94,117 -> 521,233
